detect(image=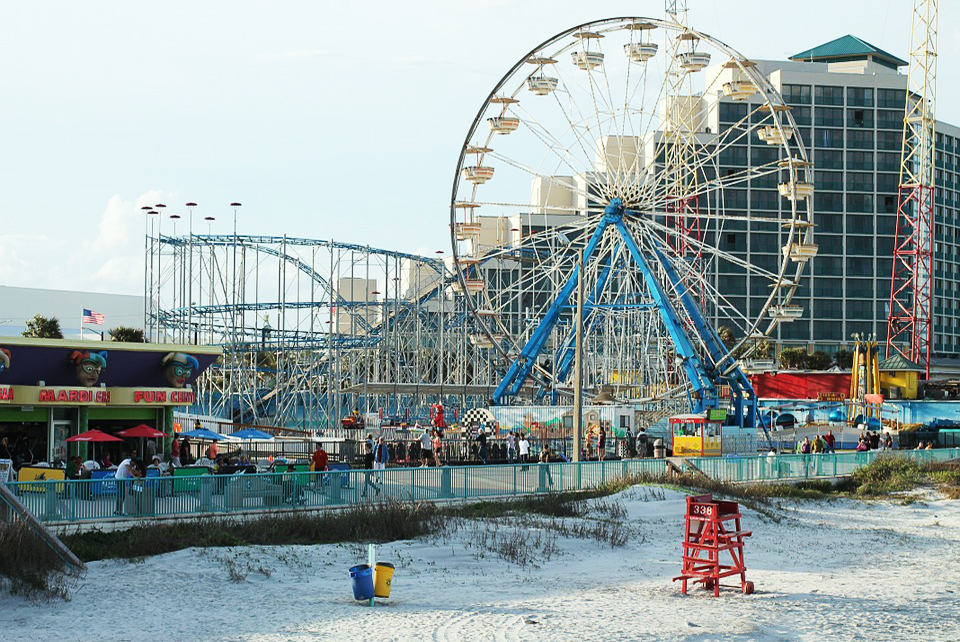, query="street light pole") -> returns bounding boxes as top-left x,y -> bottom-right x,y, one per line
229,202 -> 242,416
573,248 -> 584,462
186,202 -> 197,345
